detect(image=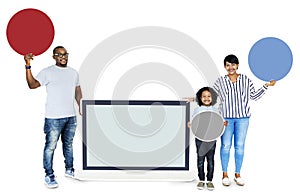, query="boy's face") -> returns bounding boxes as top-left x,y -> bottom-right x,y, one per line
224,61 -> 238,75
201,90 -> 212,106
